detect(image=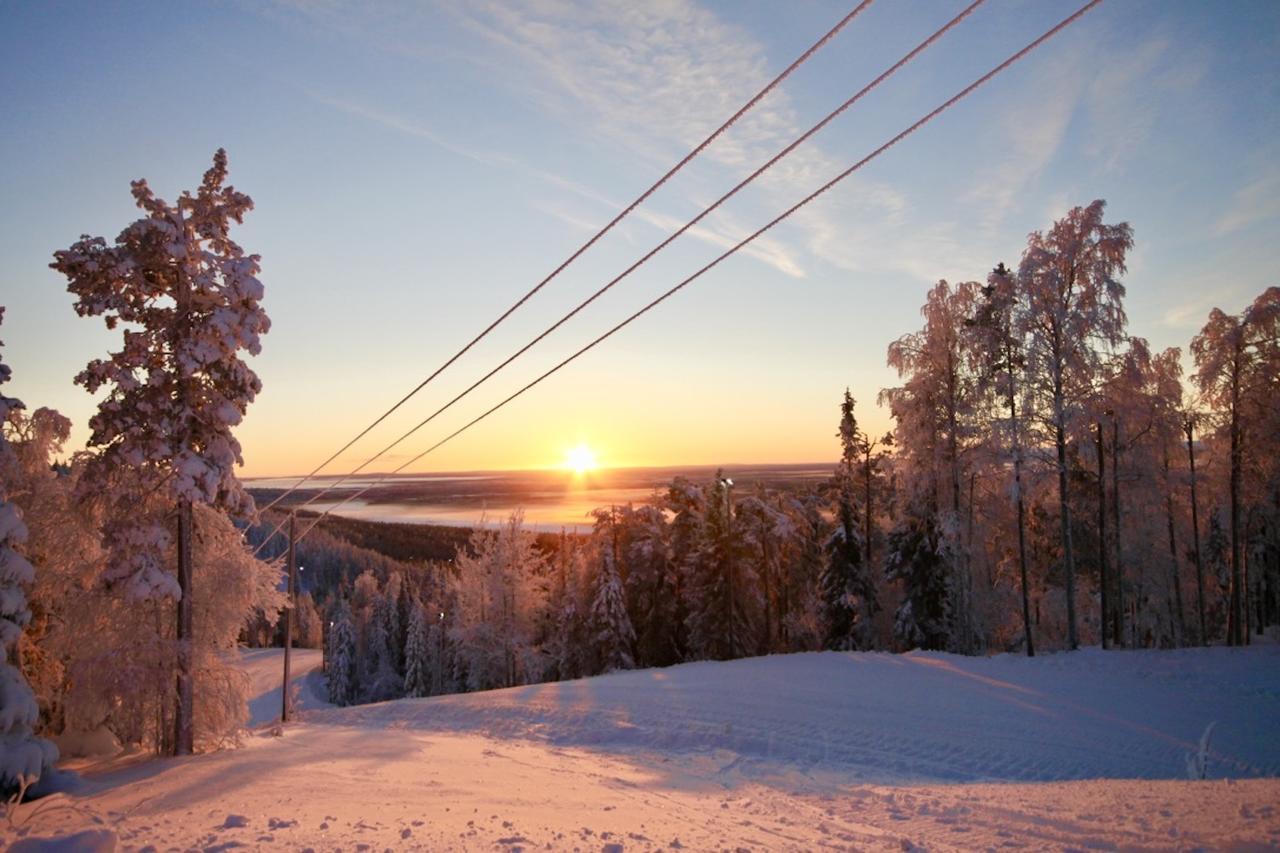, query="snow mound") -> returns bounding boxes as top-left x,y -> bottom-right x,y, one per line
312,645 -> 1280,783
